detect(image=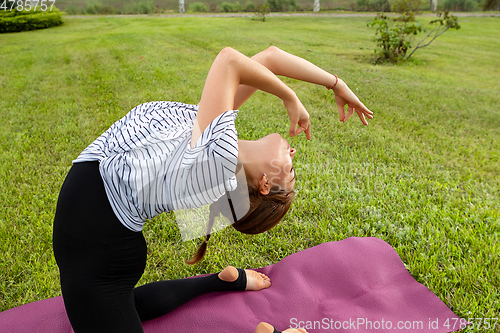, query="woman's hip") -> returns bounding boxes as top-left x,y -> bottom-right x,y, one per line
52,161 -> 147,280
